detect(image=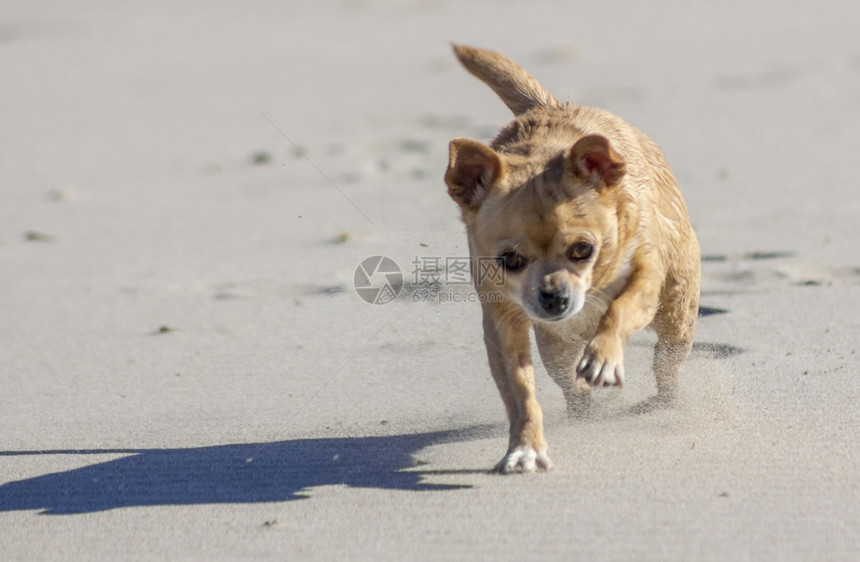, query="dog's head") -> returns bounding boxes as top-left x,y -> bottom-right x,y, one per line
445,133 -> 628,323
